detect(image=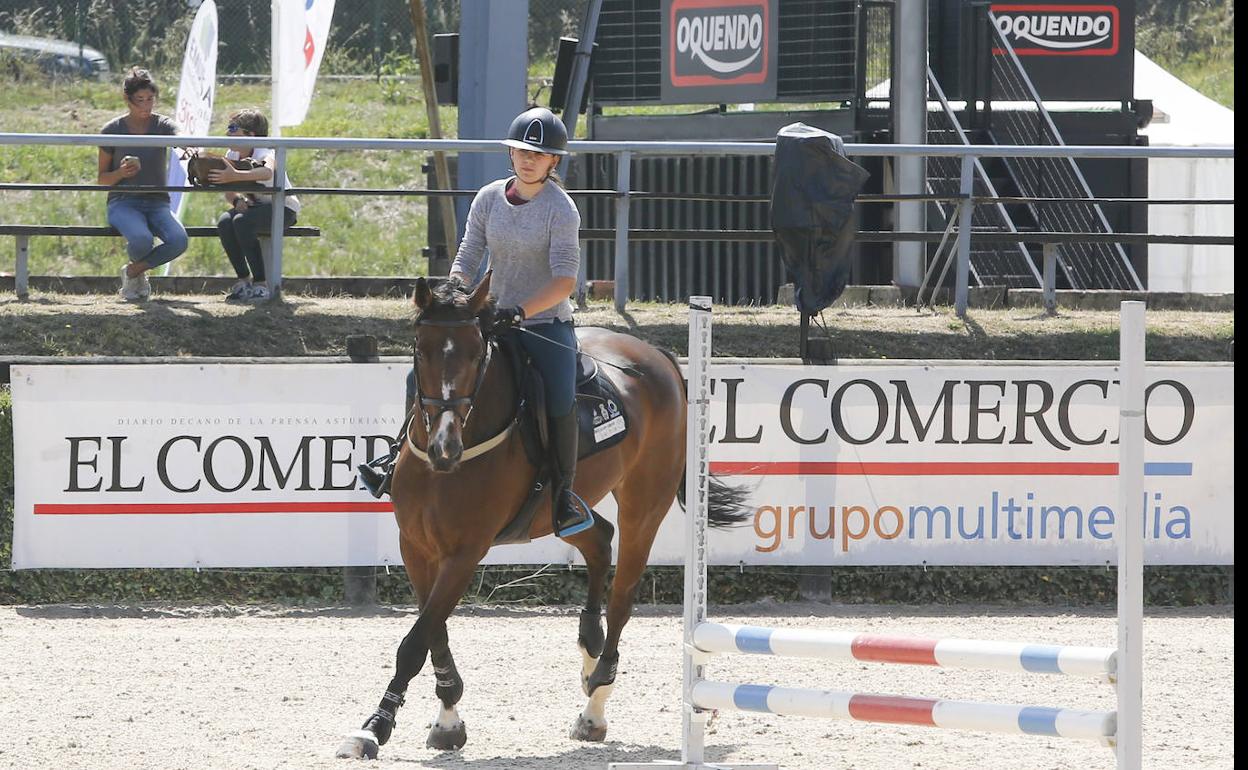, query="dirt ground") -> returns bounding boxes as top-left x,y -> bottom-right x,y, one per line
0,602 -> 1233,770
